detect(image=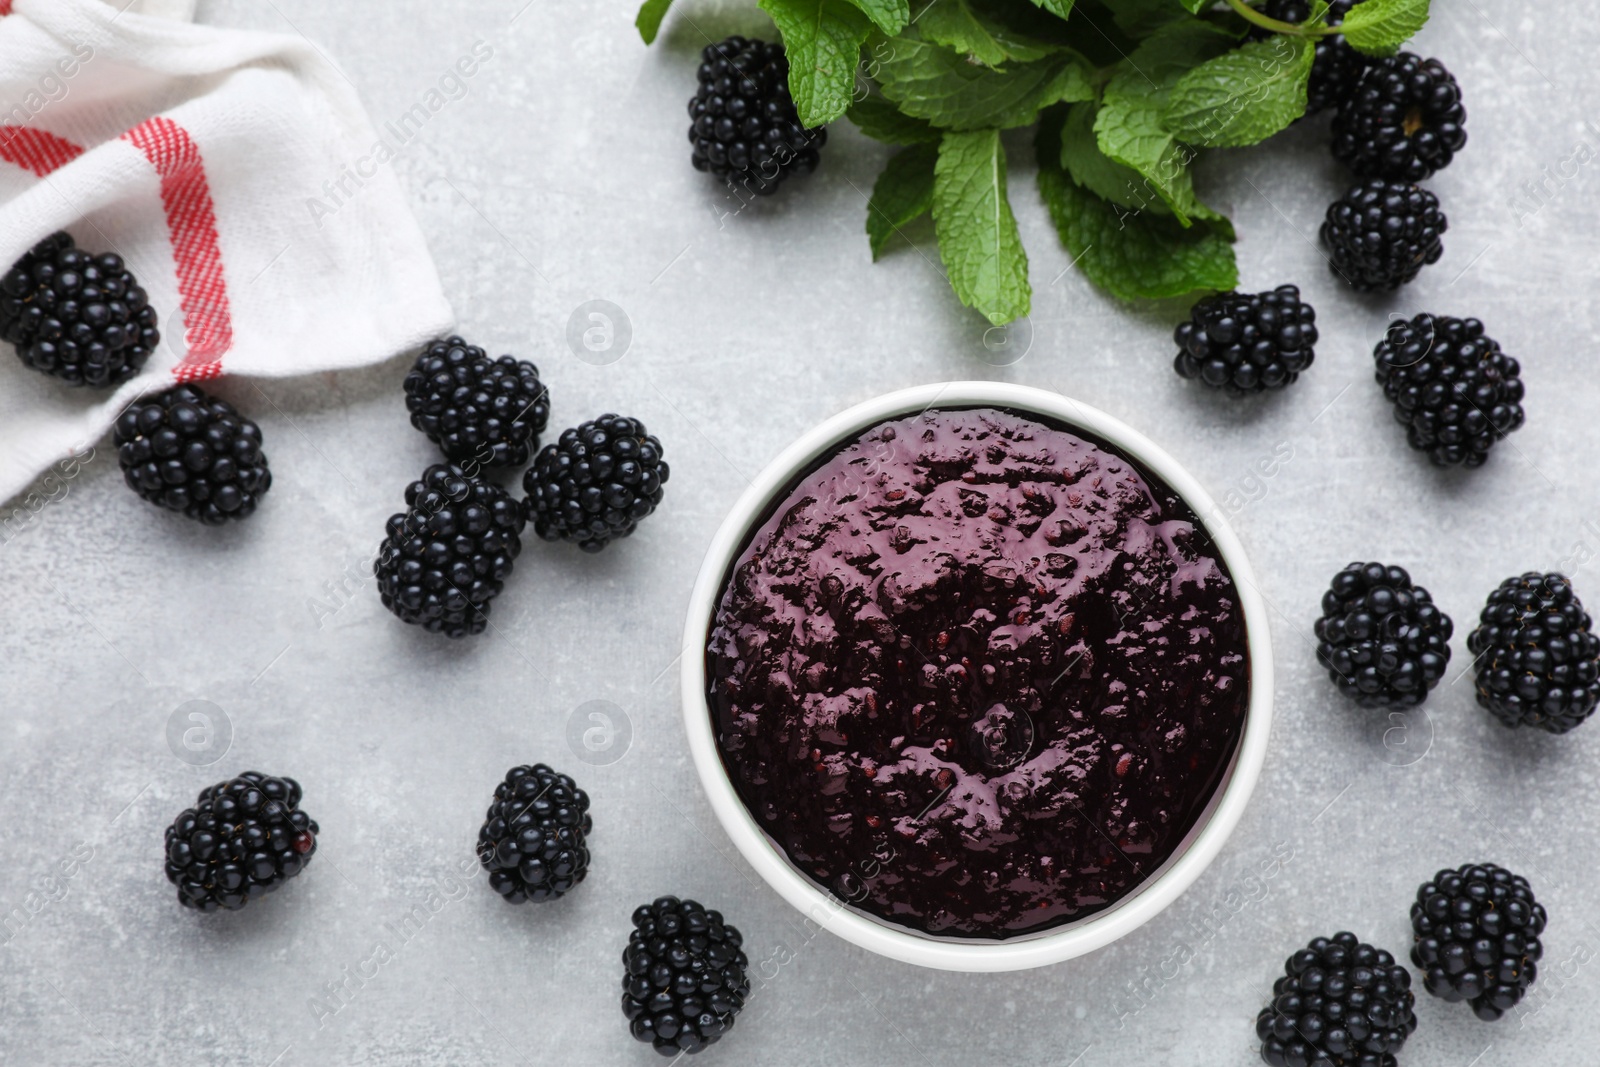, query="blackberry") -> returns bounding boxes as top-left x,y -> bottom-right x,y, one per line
1173,284 -> 1317,394
1411,863 -> 1546,1020
114,385 -> 272,524
1321,179 -> 1446,291
0,231 -> 160,387
1258,0 -> 1370,113
163,771 -> 318,912
524,414 -> 668,552
1374,315 -> 1525,468
1333,53 -> 1467,182
622,896 -> 750,1056
403,336 -> 549,470
1315,562 -> 1452,707
689,36 -> 826,196
1256,932 -> 1417,1067
476,764 -> 592,903
1466,572 -> 1600,733
374,464 -> 526,637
